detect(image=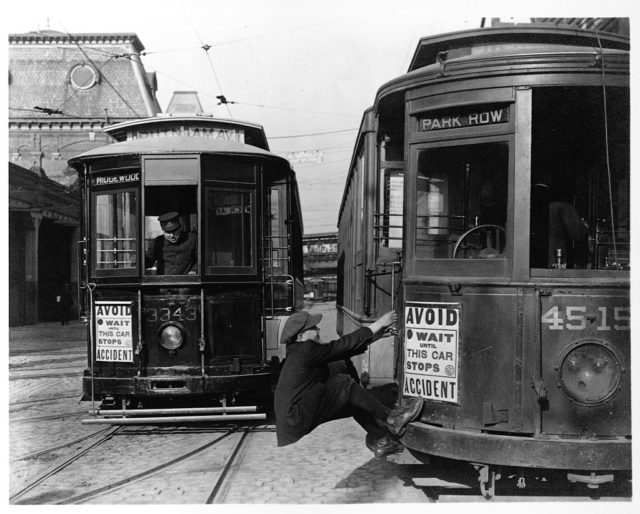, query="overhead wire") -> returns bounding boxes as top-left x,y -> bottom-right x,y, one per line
191,23 -> 233,118
140,22 -> 324,55
270,128 -> 358,139
25,22 -> 360,139
49,38 -> 360,122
